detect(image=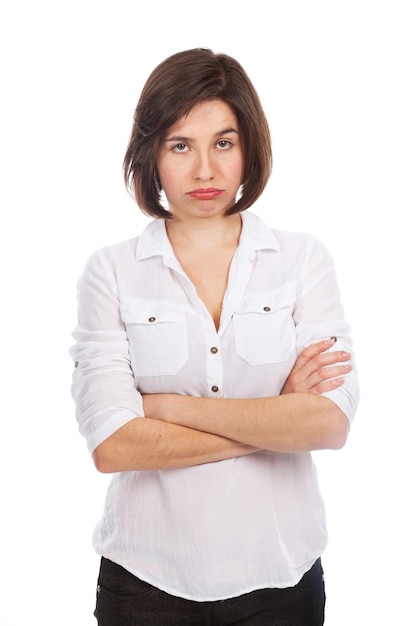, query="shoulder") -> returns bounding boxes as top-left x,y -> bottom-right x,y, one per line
77,238 -> 138,289
86,236 -> 139,267
256,214 -> 331,260
82,218 -> 161,274
243,212 -> 334,279
244,211 -> 323,250
273,229 -> 331,260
